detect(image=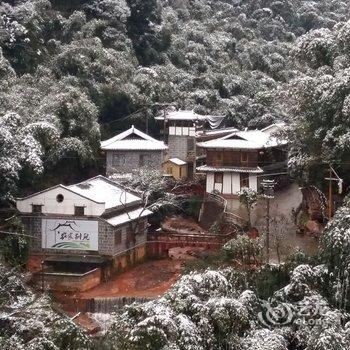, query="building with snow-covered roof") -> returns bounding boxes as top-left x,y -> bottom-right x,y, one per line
196,124 -> 288,212
155,109 -> 225,177
17,175 -> 152,292
163,158 -> 188,180
101,125 -> 168,175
